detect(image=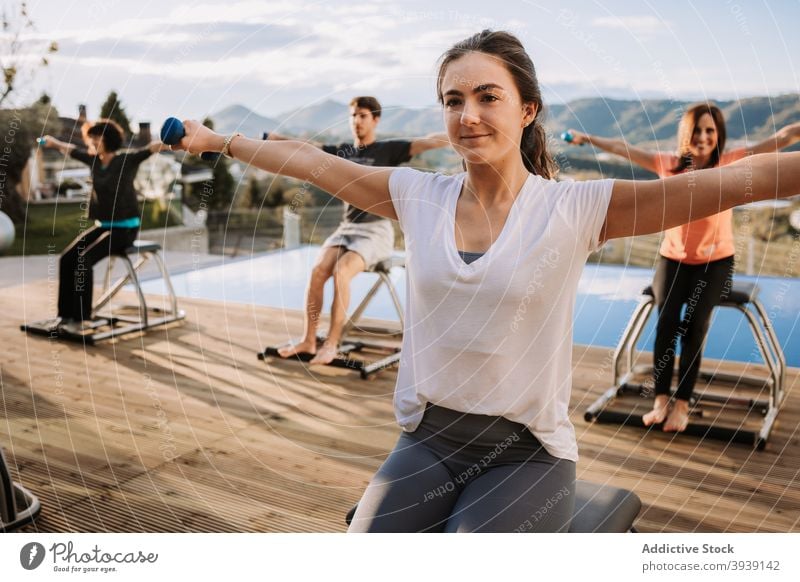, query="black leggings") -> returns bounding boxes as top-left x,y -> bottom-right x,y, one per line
58,225 -> 138,320
348,405 -> 575,533
651,255 -> 734,401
